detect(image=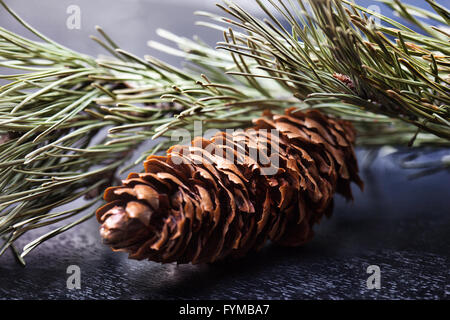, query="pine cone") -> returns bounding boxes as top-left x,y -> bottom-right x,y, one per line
333,73 -> 355,91
96,108 -> 363,264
